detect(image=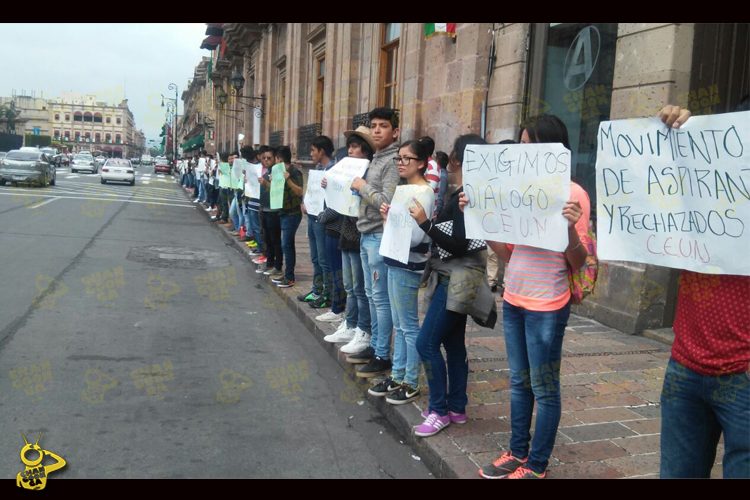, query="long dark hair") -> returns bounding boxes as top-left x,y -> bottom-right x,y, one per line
399,136 -> 434,177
